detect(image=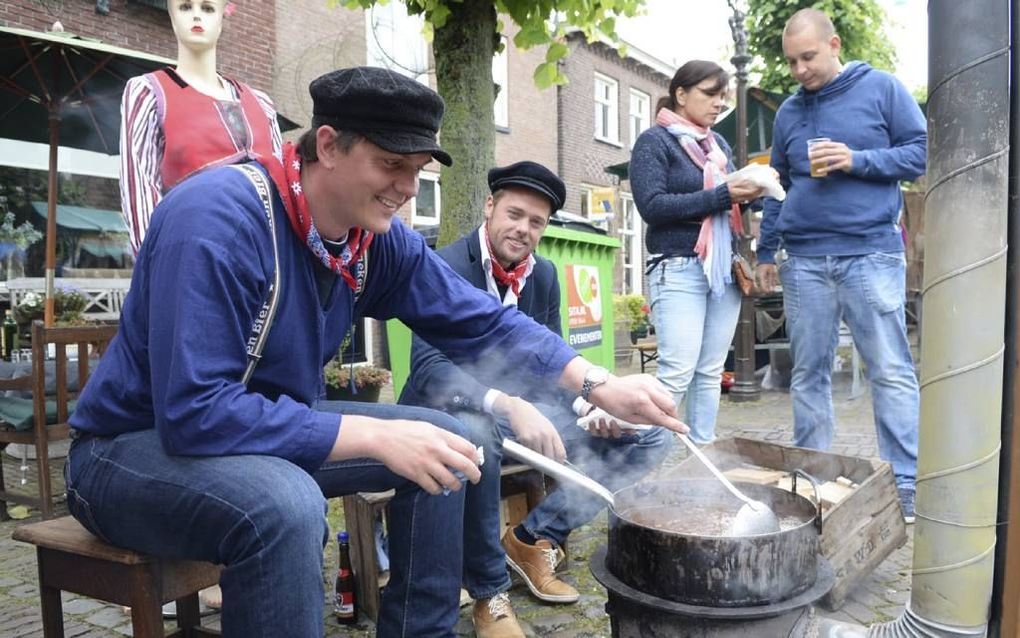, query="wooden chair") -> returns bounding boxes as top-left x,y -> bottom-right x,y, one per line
13,515 -> 221,638
0,321 -> 117,519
